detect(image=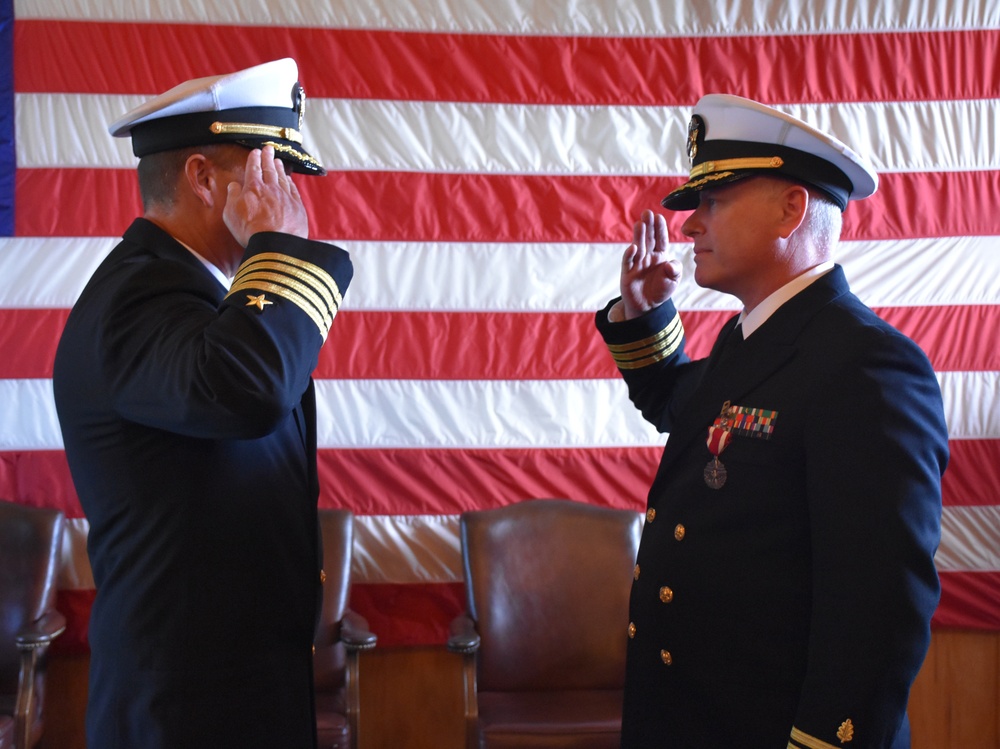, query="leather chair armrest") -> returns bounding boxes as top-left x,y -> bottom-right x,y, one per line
16,610 -> 67,649
340,609 -> 377,652
446,613 -> 480,654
